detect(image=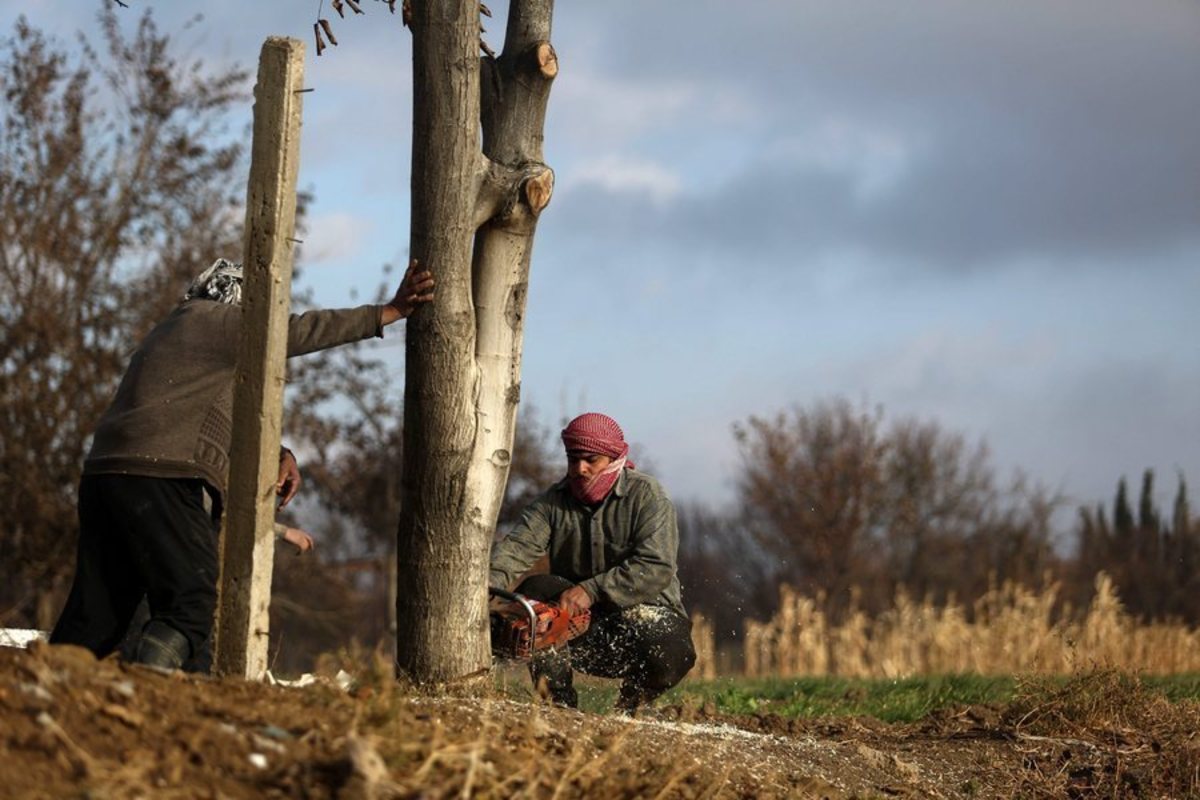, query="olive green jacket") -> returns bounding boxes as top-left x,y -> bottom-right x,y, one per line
489,468 -> 687,617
